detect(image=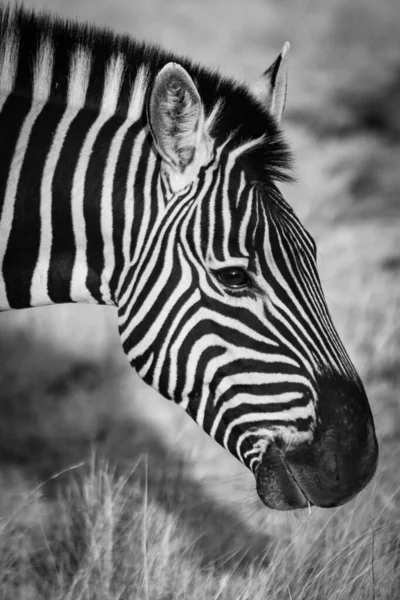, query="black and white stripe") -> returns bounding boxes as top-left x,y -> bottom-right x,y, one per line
0,6 -> 365,475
